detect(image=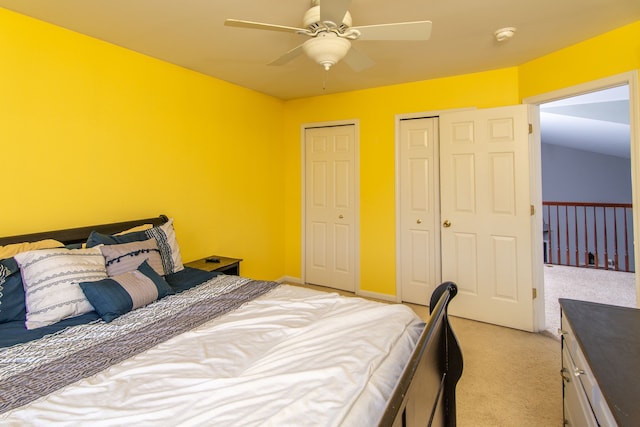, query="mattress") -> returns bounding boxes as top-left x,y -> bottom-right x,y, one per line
0,277 -> 424,426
